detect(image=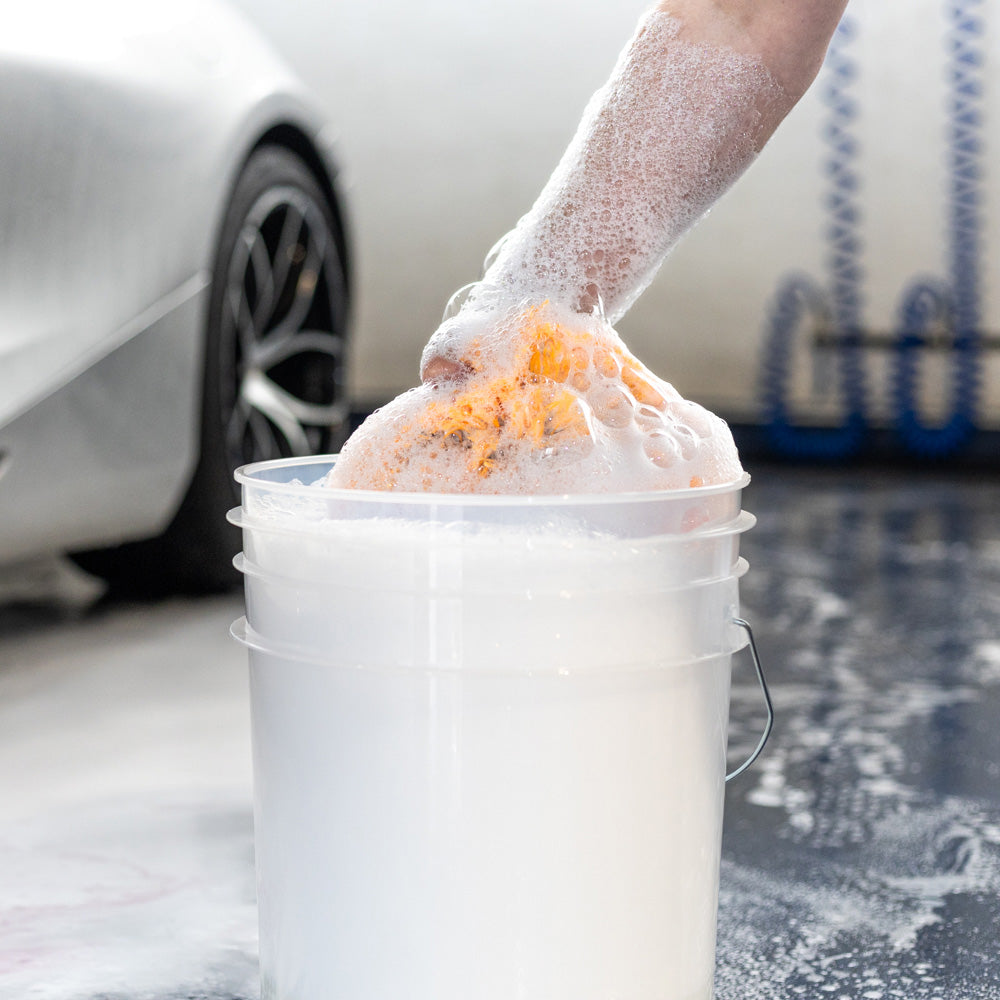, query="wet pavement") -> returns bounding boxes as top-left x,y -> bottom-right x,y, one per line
719,467 -> 1000,999
1,465 -> 998,999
